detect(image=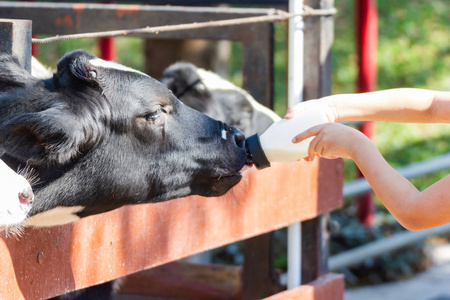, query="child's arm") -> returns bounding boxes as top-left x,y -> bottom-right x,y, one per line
294,123 -> 450,231
286,89 -> 450,124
